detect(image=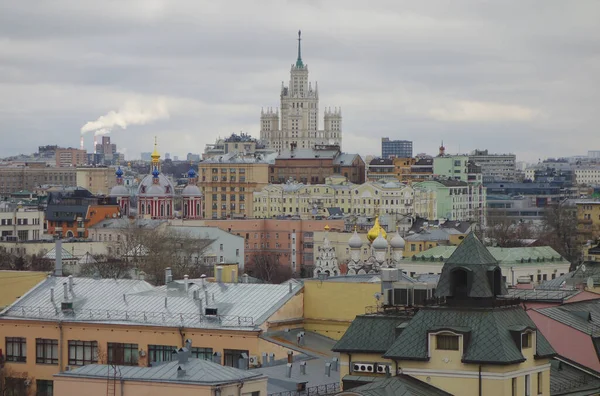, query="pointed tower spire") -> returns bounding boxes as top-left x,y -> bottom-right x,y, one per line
296,30 -> 304,68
